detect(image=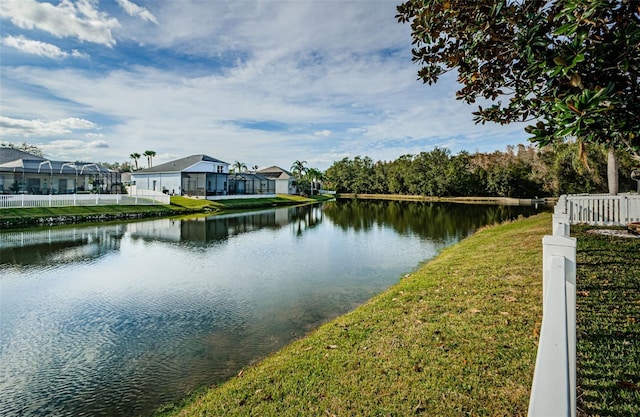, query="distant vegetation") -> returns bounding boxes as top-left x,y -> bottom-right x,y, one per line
323,143 -> 639,198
